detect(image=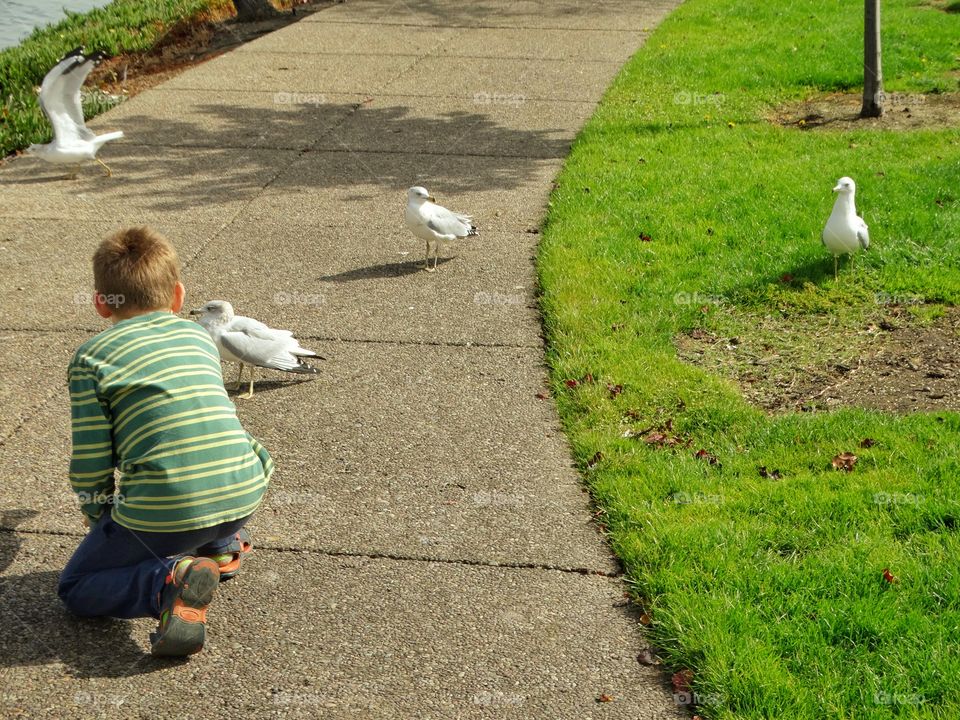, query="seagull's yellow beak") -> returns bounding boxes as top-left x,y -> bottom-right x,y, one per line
832,185 -> 842,192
